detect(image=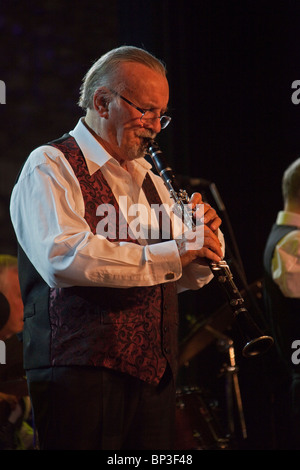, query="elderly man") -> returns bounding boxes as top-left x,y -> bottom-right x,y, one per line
10,46 -> 223,450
